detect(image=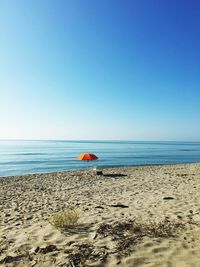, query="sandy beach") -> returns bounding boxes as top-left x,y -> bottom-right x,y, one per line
1,163 -> 200,267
